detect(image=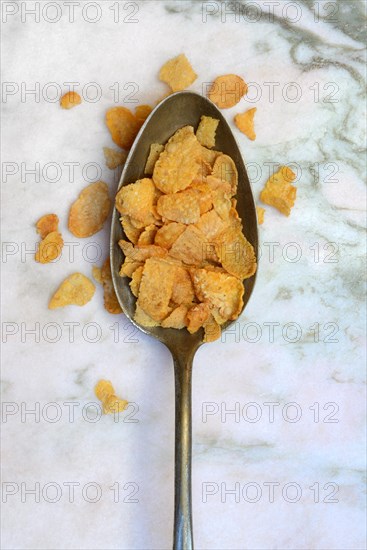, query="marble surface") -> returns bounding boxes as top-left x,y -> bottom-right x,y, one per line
1,1 -> 366,549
